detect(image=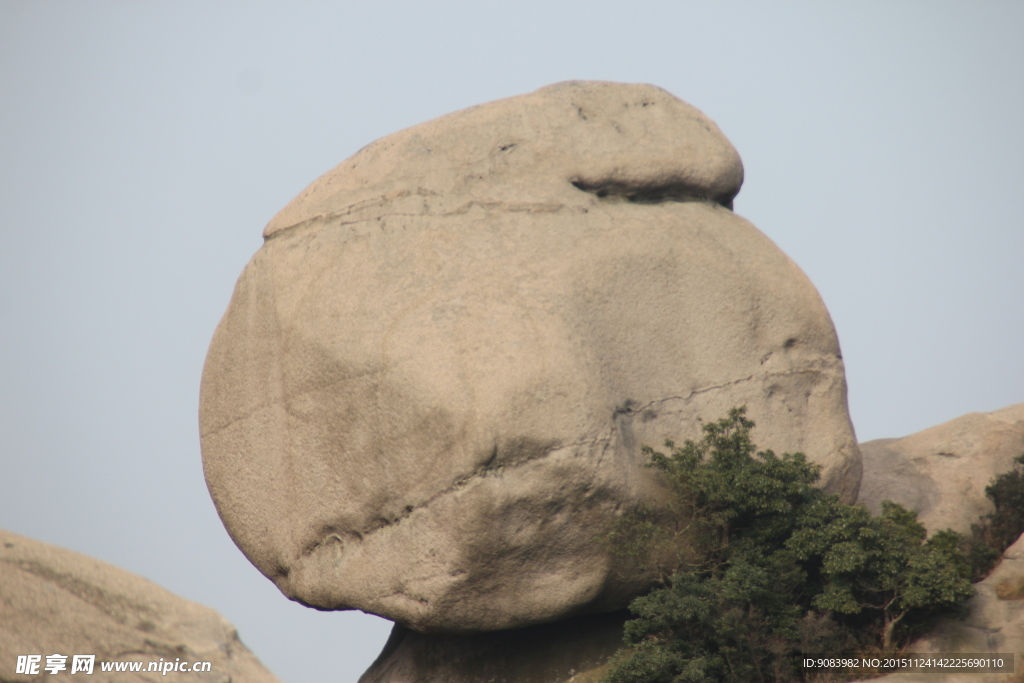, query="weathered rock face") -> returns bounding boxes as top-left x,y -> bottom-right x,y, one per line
858,403 -> 1024,535
0,529 -> 281,683
200,81 -> 860,633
